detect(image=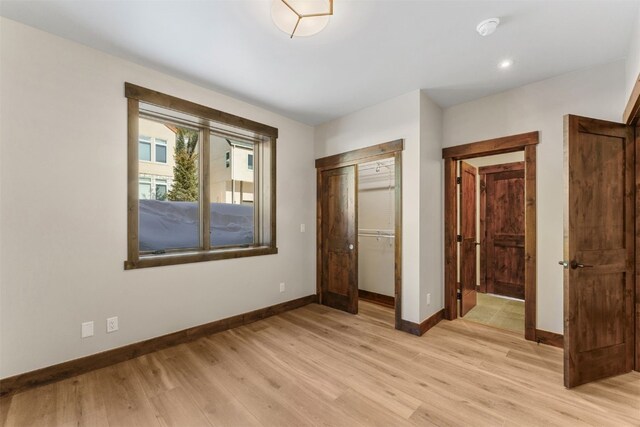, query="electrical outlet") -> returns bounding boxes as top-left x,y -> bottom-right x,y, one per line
427,293 -> 431,305
300,223 -> 306,233
106,316 -> 118,333
279,282 -> 285,293
81,321 -> 94,338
